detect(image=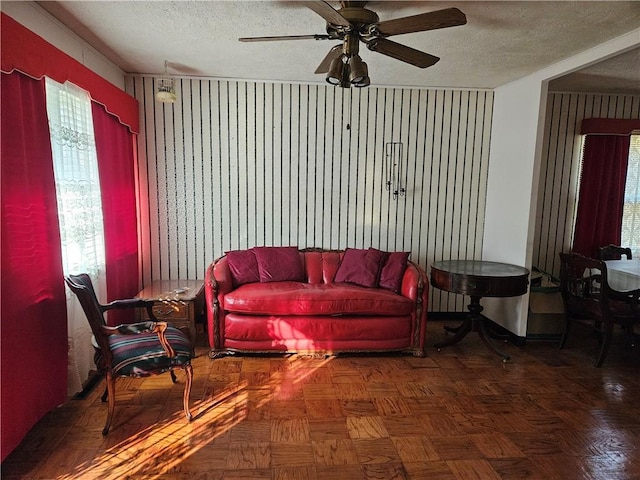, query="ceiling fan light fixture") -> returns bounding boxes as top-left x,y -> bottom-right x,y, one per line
352,73 -> 370,88
326,56 -> 345,85
348,55 -> 368,84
